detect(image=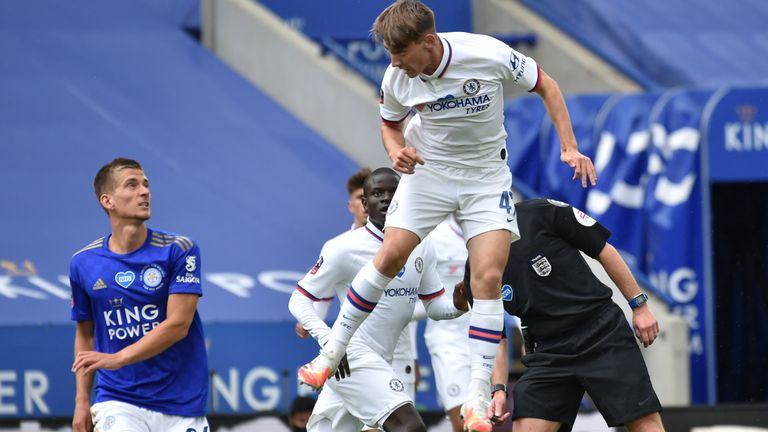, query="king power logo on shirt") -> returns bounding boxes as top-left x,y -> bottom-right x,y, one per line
103,303 -> 161,340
